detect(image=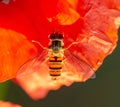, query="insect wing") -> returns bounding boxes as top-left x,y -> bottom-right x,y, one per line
62,49 -> 95,81
16,49 -> 49,78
